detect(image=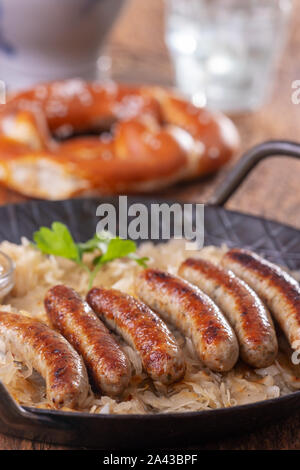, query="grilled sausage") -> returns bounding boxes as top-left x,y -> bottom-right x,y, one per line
179,258 -> 278,368
0,311 -> 89,408
87,288 -> 185,385
222,248 -> 300,351
45,285 -> 131,397
135,269 -> 239,372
